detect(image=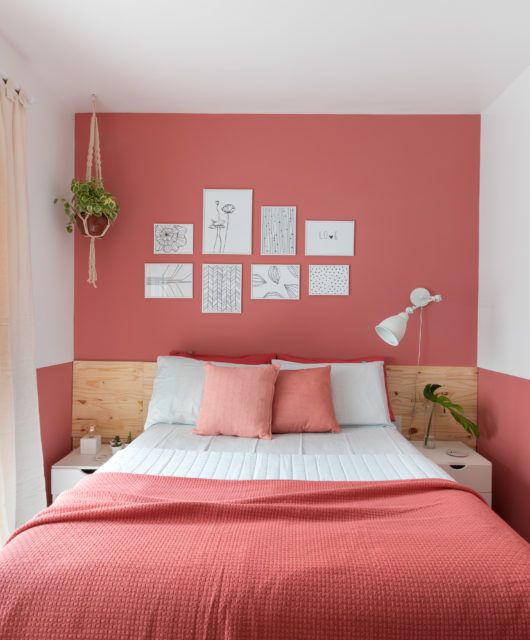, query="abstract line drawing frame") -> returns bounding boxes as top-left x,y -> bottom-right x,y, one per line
305,220 -> 355,256
308,264 -> 350,296
261,206 -> 296,255
144,263 -> 193,299
202,189 -> 253,255
154,223 -> 193,255
202,263 -> 242,314
251,264 -> 300,300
